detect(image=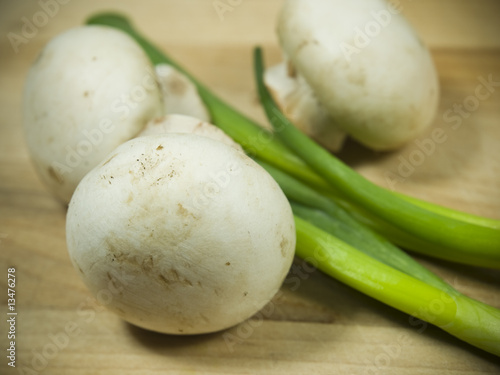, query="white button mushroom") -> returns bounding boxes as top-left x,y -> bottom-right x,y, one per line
22,25 -> 164,203
154,64 -> 211,122
266,0 -> 440,151
66,133 -> 296,334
